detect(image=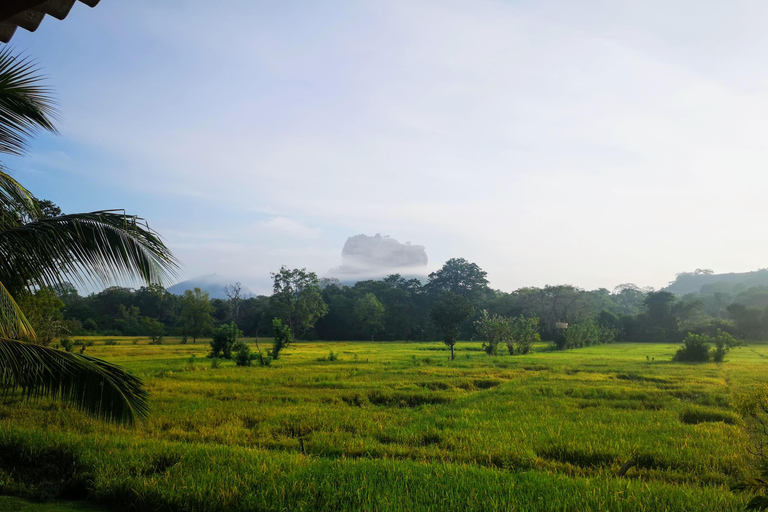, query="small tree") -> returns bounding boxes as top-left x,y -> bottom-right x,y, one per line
224,282 -> 243,323
430,292 -> 474,360
270,317 -> 292,360
143,317 -> 165,344
180,288 -> 214,343
711,329 -> 741,363
474,310 -> 510,356
209,322 -> 241,359
355,293 -> 385,340
510,315 -> 540,355
16,288 -> 67,345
